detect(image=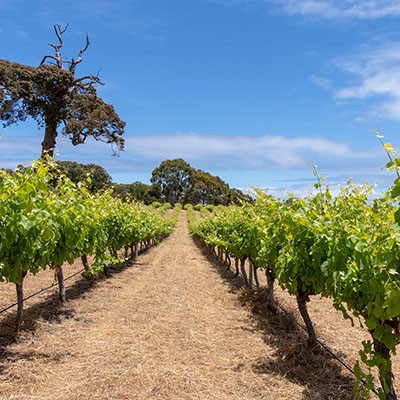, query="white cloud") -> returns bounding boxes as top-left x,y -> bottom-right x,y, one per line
310,74 -> 332,90
335,43 -> 400,120
0,135 -> 42,167
123,131 -> 369,171
214,0 -> 400,20
3,130 -> 363,171
272,0 -> 400,19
